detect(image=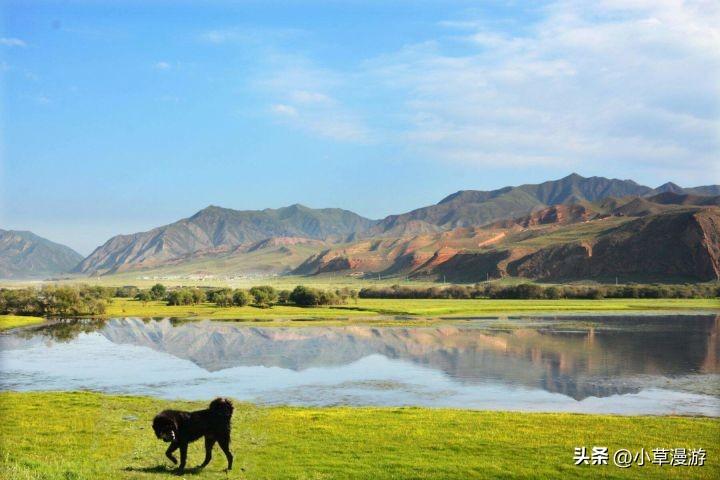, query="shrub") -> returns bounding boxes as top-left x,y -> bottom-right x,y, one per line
277,290 -> 291,304
214,291 -> 234,307
166,288 -> 204,306
134,291 -> 152,302
115,286 -> 139,298
149,283 -> 167,300
288,286 -> 347,306
357,282 -> 719,300
289,285 -> 319,306
249,285 -> 277,307
207,288 -> 231,304
232,289 -> 251,307
0,285 -> 109,317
